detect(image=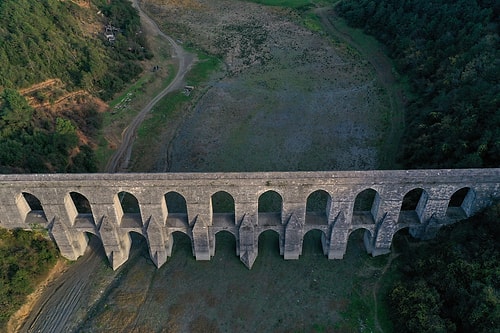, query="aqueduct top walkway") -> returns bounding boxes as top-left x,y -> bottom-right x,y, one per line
0,169 -> 498,269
